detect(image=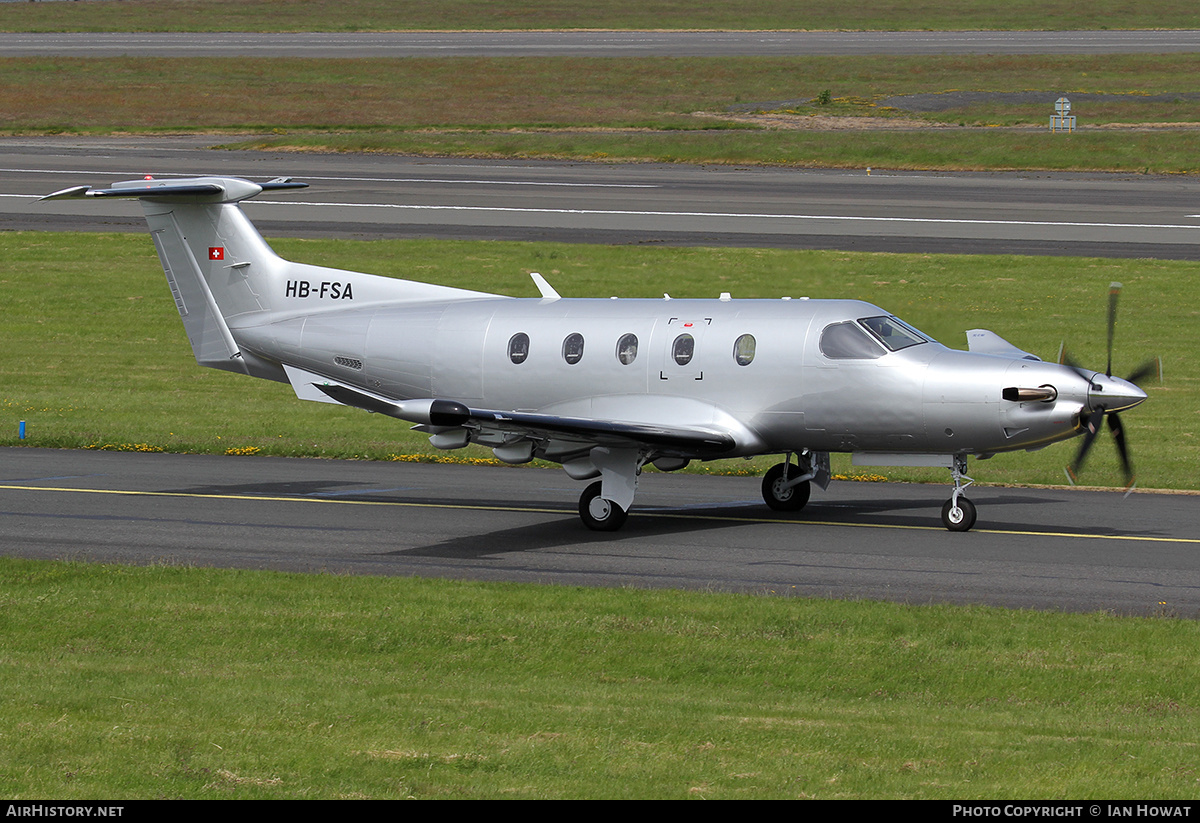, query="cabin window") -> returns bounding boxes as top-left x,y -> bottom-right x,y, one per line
820,321 -> 884,360
562,332 -> 585,364
733,334 -> 756,366
672,334 -> 695,366
616,333 -> 638,365
508,332 -> 530,364
858,316 -> 927,351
